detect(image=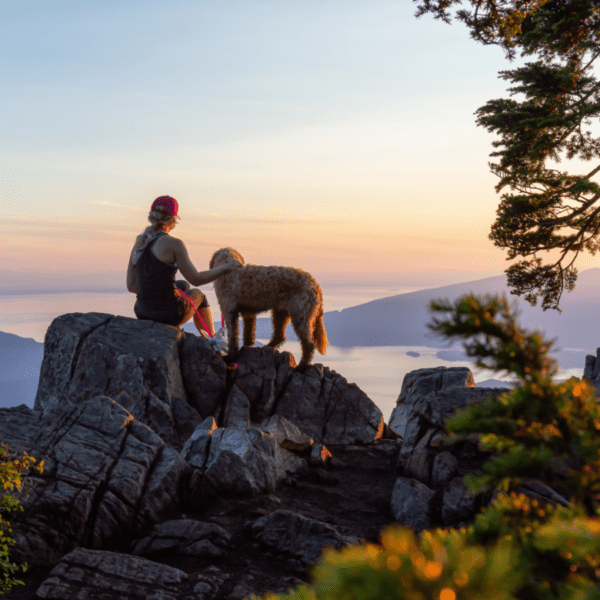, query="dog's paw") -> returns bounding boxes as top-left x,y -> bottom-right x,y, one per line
295,363 -> 309,374
223,353 -> 237,365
